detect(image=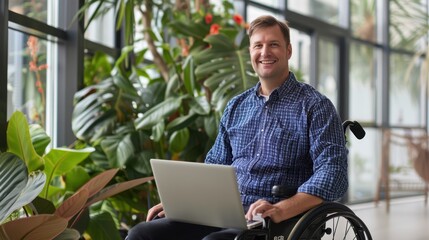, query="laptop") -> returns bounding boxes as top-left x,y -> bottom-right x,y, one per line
150,159 -> 264,229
